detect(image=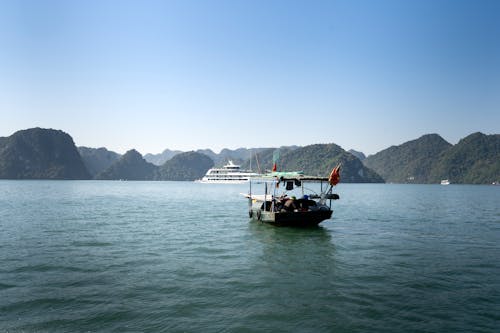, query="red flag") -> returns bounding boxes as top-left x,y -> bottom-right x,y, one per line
328,164 -> 341,186
272,163 -> 277,172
